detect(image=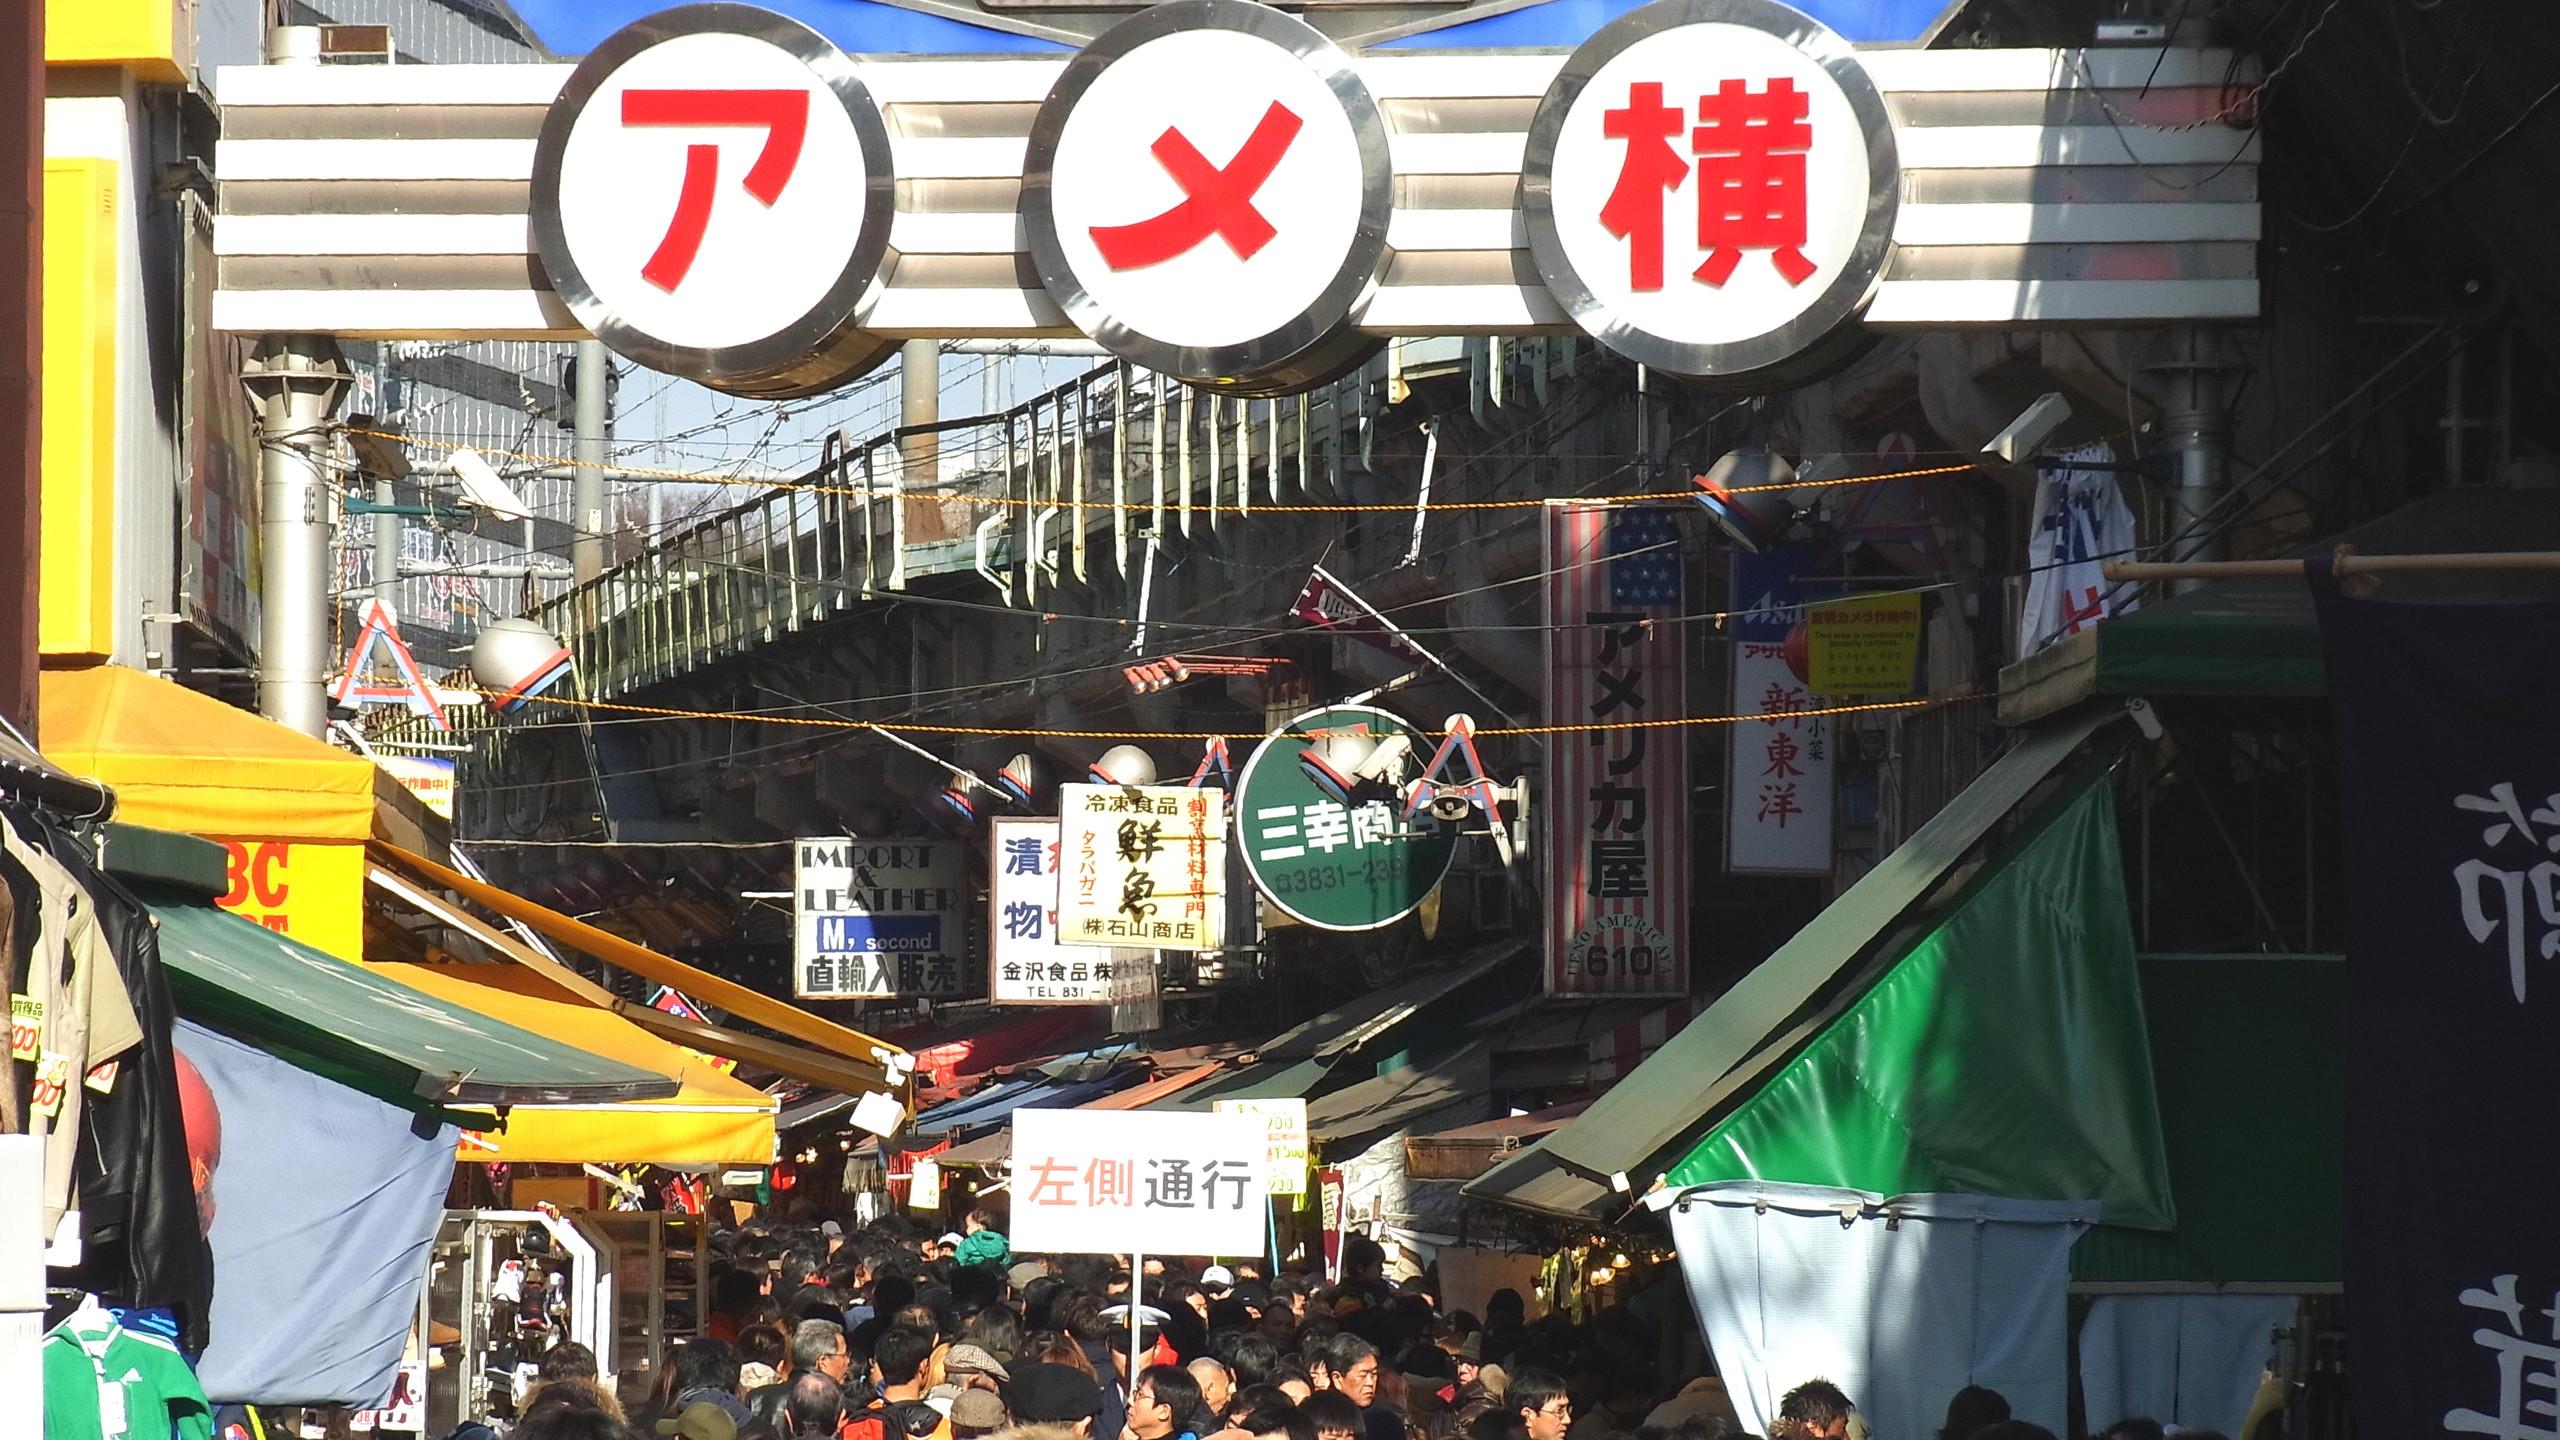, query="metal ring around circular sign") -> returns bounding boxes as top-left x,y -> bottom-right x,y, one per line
1236,704 -> 1458,932
1020,0 -> 1396,397
529,3 -> 900,399
1519,0 -> 1899,384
